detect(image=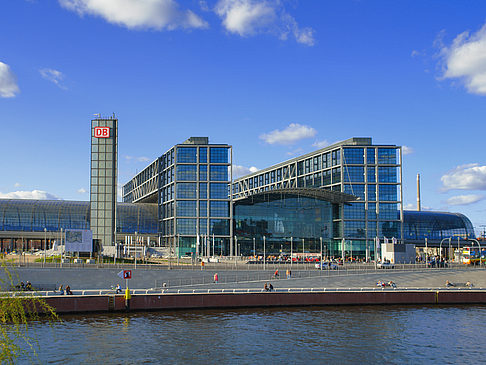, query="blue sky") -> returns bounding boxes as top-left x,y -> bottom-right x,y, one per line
1,0 -> 486,233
